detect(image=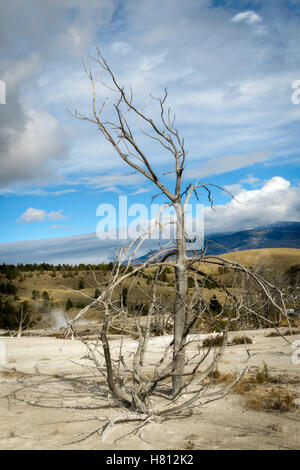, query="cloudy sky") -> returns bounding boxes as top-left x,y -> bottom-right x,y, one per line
0,0 -> 300,263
